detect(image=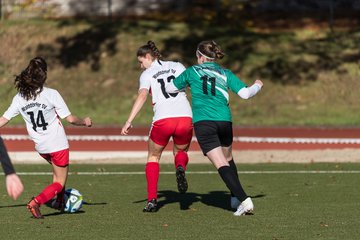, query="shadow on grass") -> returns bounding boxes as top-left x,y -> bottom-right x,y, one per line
44,200 -> 107,208
157,190 -> 201,211
36,21 -> 119,71
0,203 -> 27,208
0,201 -> 107,209
40,201 -> 107,218
35,20 -> 173,71
135,190 -> 266,212
250,194 -> 266,199
175,26 -> 356,85
82,201 -> 107,206
33,19 -> 360,84
40,210 -> 86,218
162,26 -> 360,85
